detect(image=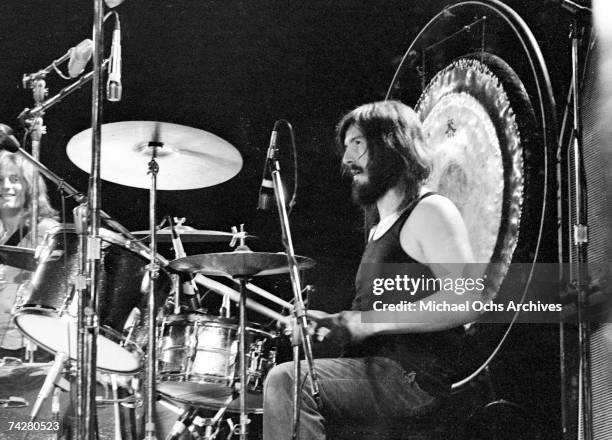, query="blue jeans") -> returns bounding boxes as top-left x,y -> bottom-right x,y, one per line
263,357 -> 436,440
